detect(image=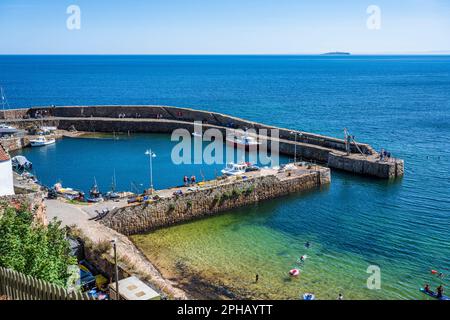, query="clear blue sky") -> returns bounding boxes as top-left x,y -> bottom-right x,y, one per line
0,0 -> 449,54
